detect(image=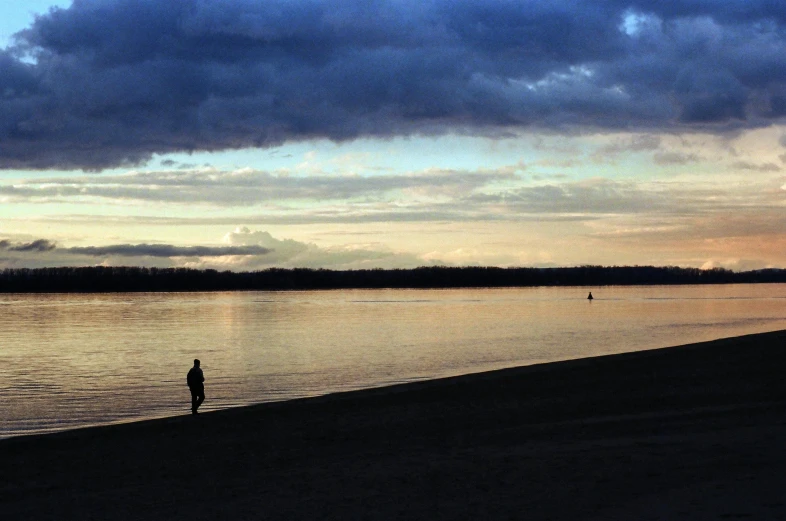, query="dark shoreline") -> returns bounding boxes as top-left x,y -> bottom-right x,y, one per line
3,330 -> 786,520
2,265 -> 786,293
